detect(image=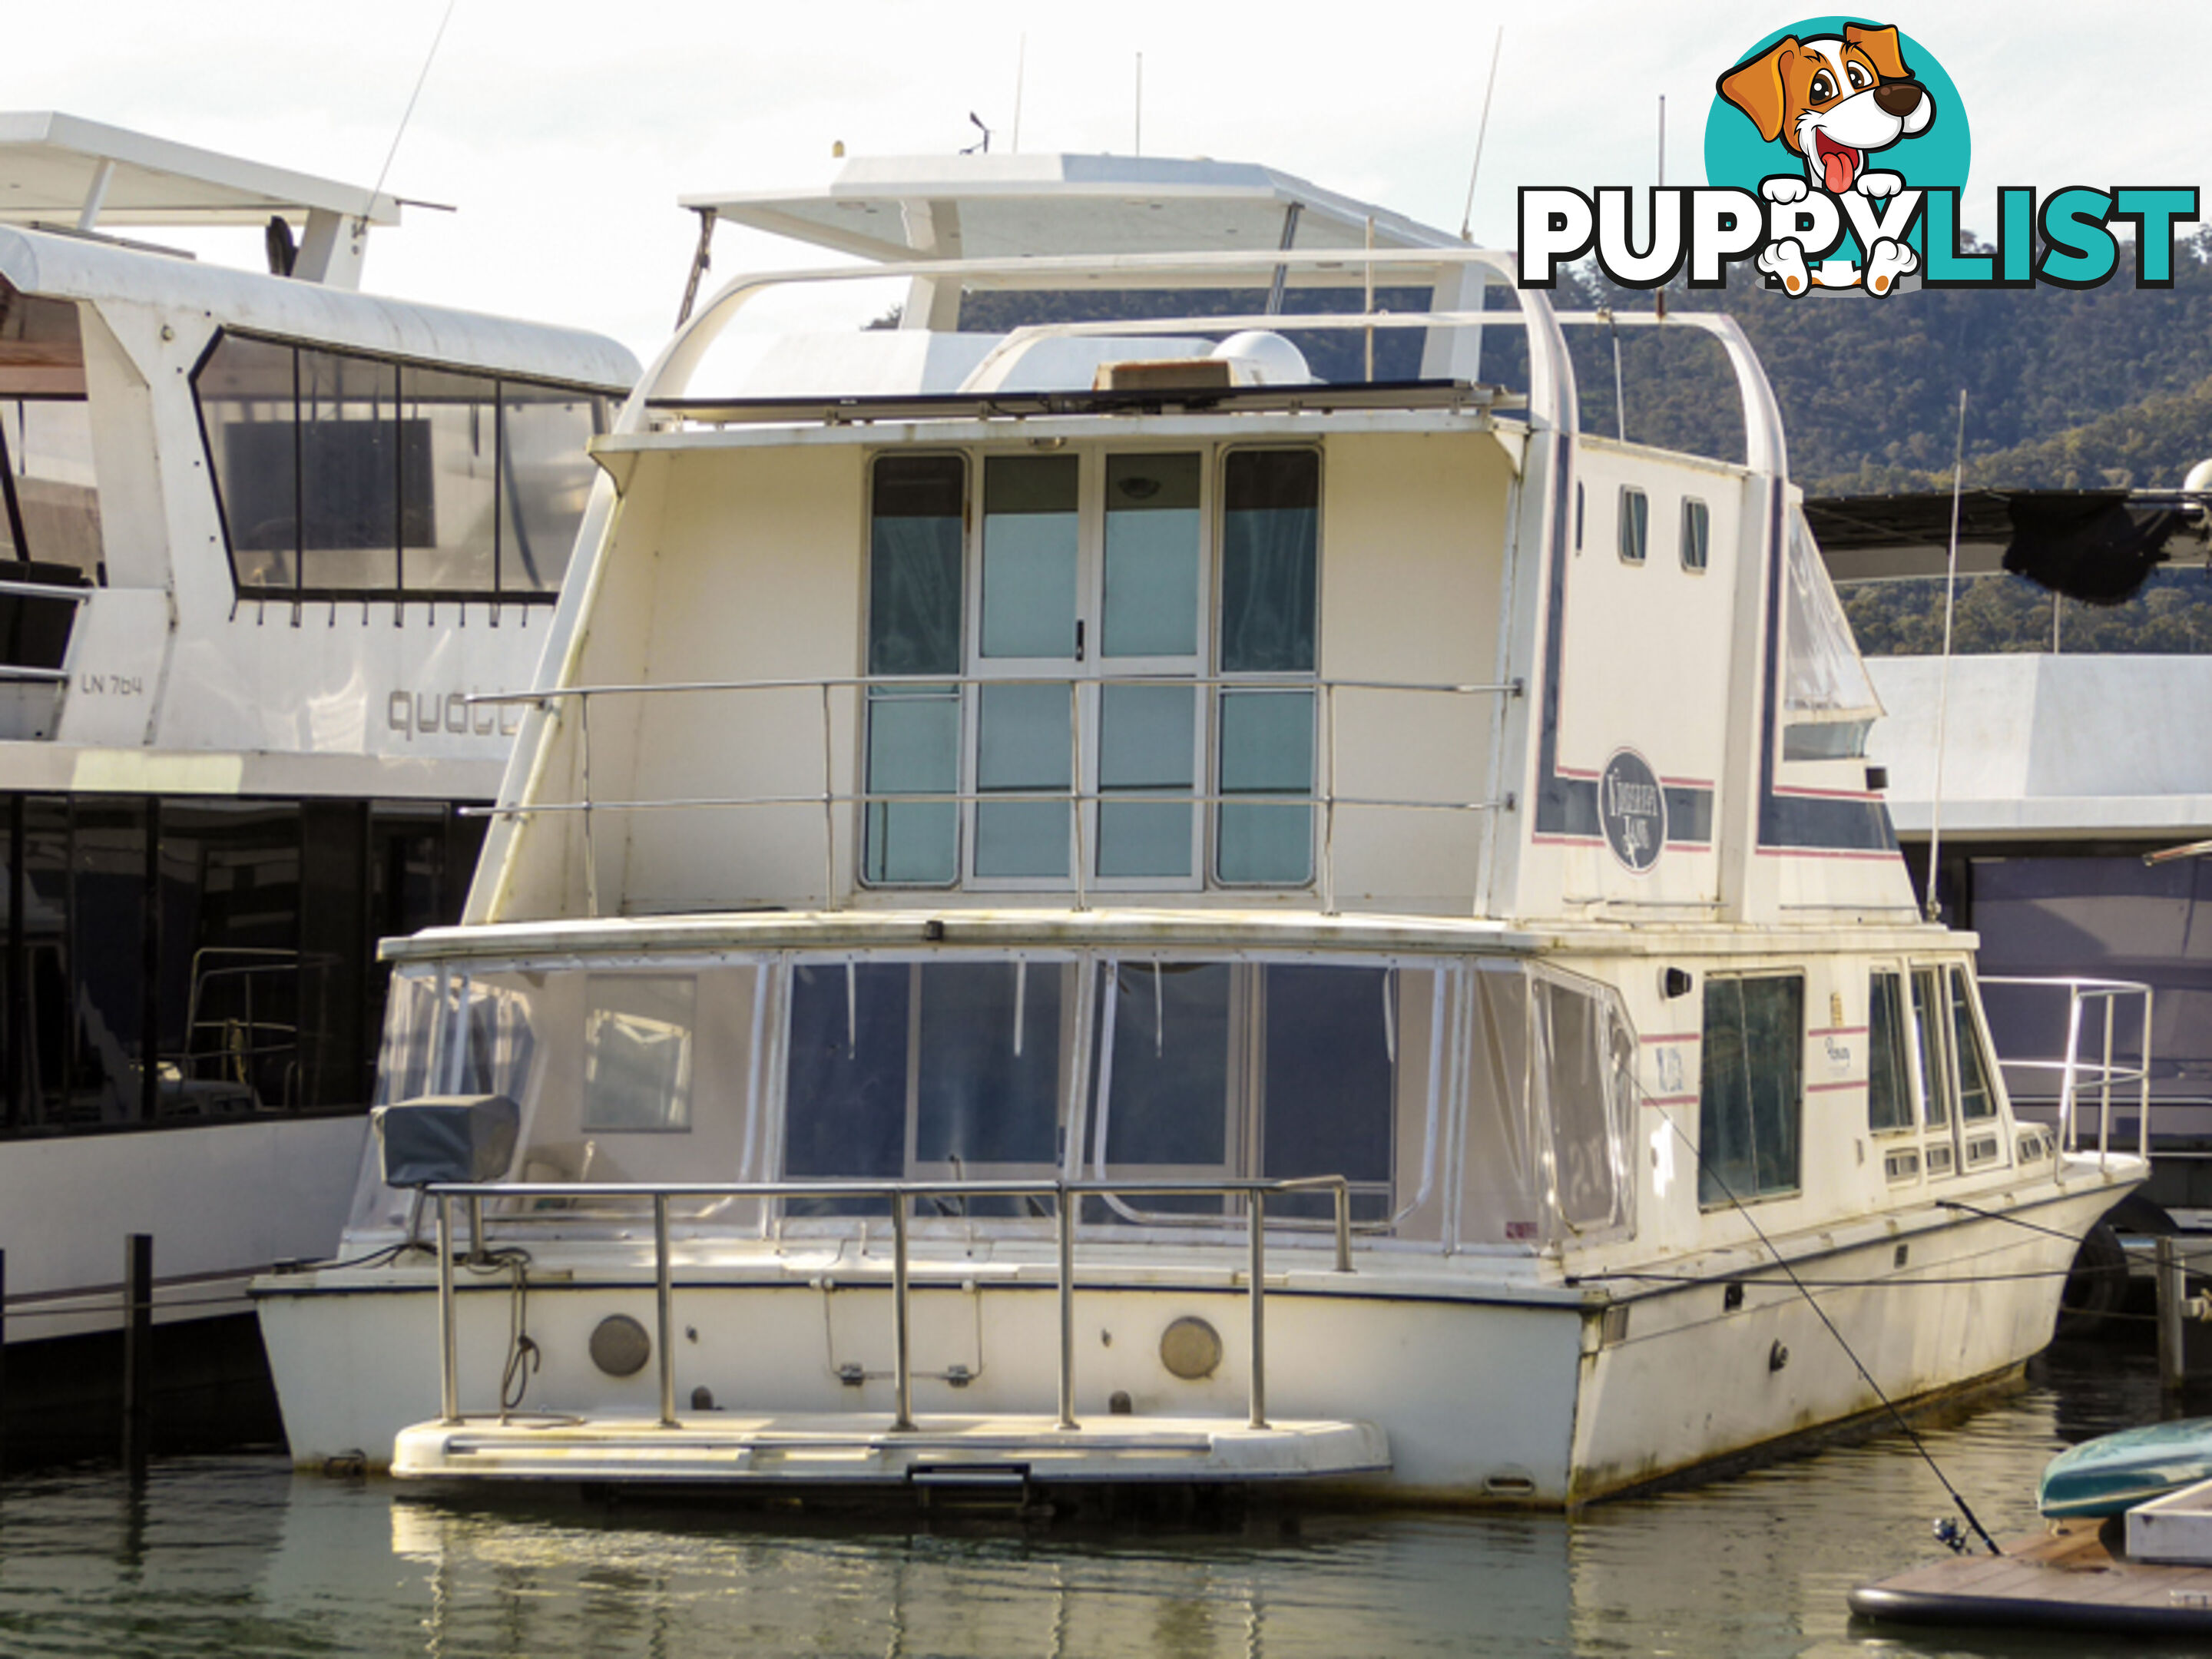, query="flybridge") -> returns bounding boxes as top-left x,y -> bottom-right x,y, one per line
1516,185 -> 2200,293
